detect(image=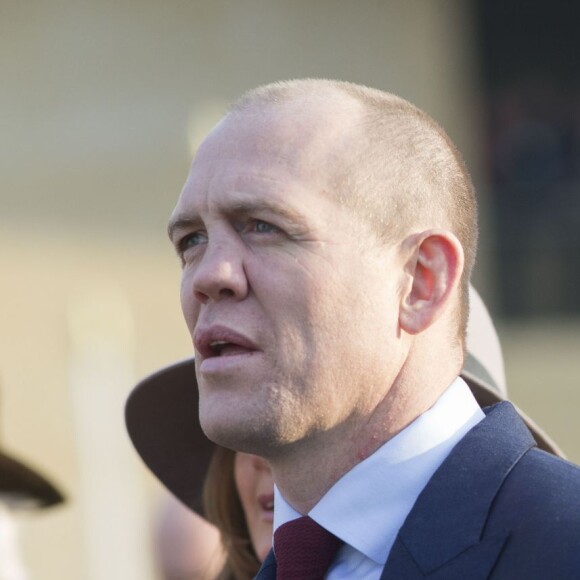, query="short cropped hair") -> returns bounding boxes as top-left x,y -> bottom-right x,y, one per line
230,79 -> 478,343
